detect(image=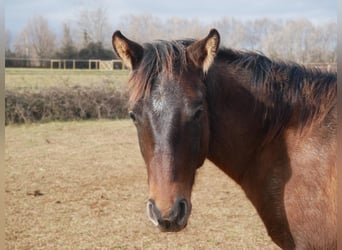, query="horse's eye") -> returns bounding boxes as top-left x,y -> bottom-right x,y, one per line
128,111 -> 136,122
192,107 -> 203,121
